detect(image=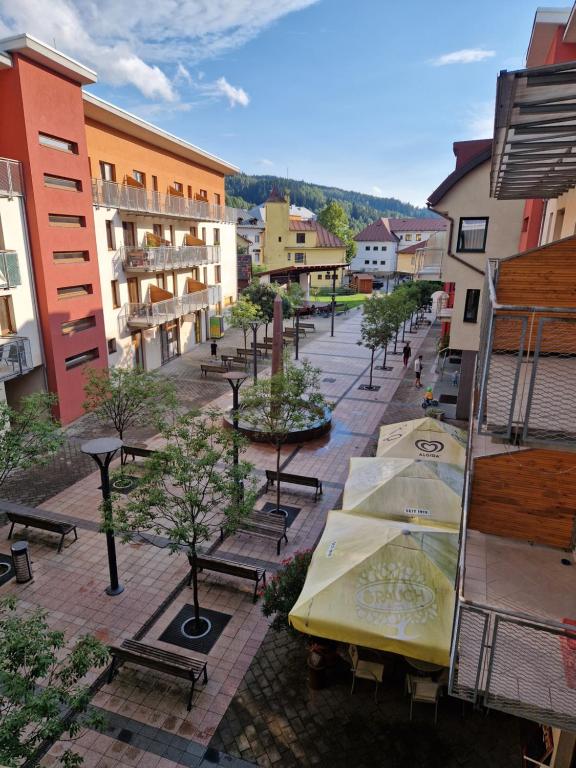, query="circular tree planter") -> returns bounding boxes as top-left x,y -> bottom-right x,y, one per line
111,475 -> 138,494
224,405 -> 332,445
181,616 -> 212,639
